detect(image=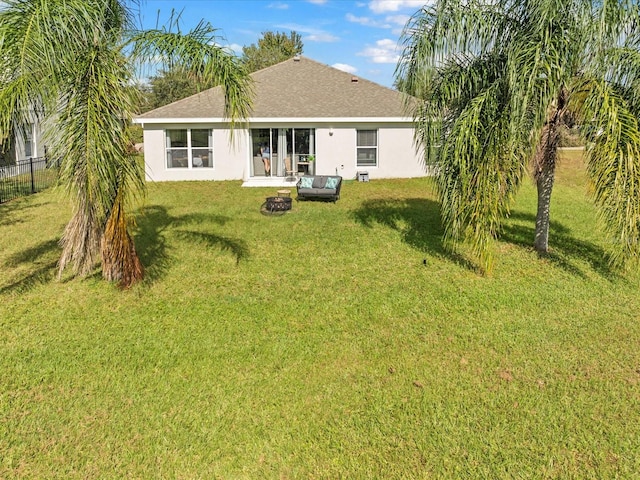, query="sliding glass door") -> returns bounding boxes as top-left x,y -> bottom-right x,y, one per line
250,128 -> 315,177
